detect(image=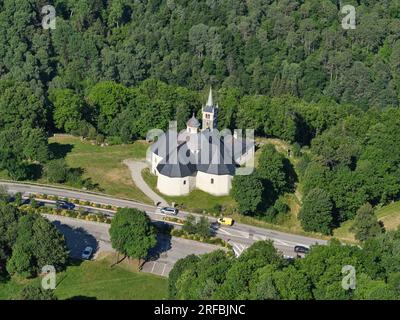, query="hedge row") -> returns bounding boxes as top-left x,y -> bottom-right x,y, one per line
33,193 -> 119,211
18,204 -> 112,224
163,216 -> 185,225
